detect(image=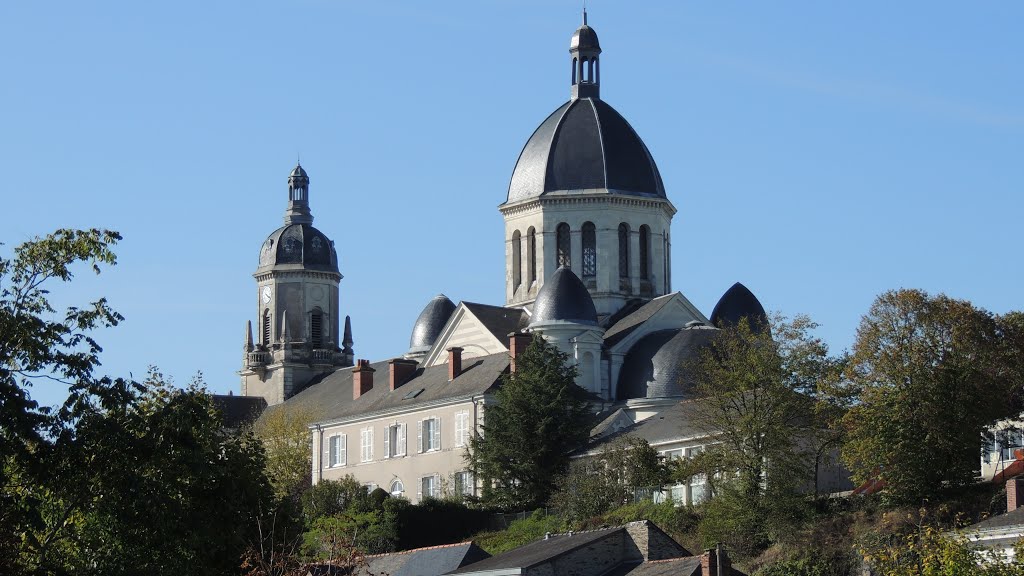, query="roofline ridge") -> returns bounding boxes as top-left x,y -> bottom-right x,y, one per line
359,540 -> 476,559
585,98 -> 608,189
